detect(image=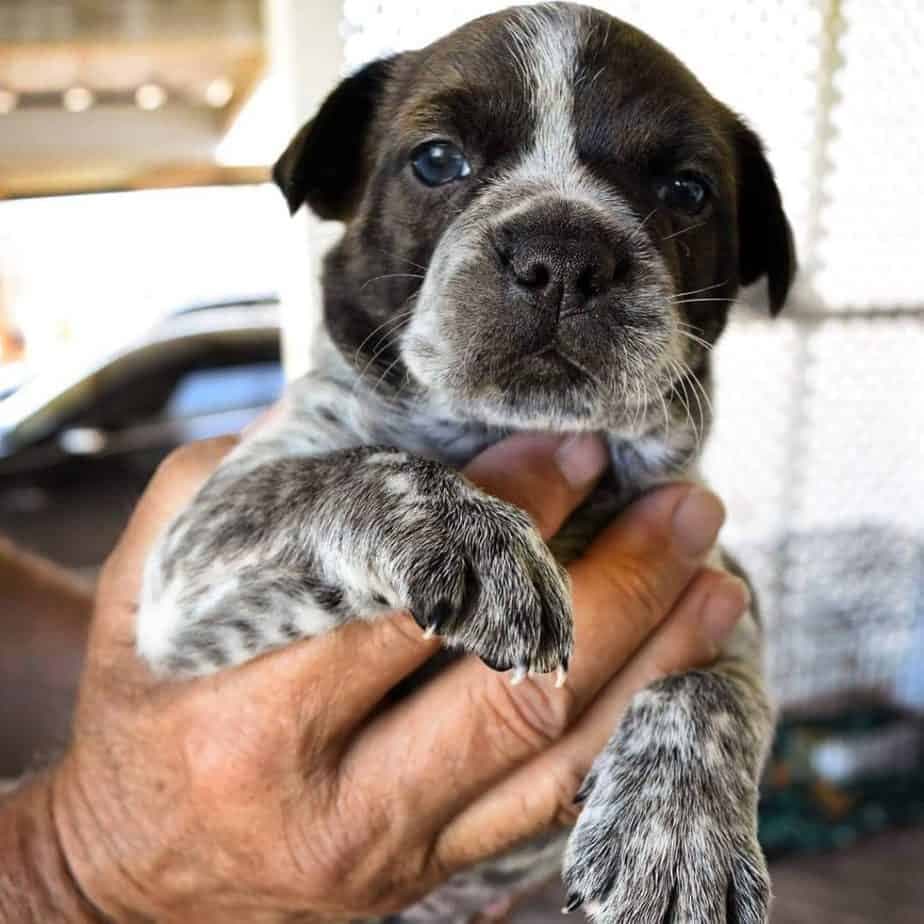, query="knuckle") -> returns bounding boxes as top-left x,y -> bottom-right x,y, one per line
293,829 -> 362,903
482,673 -> 574,756
305,789 -> 392,901
369,846 -> 437,914
605,554 -> 670,638
421,835 -> 452,889
307,792 -> 436,915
